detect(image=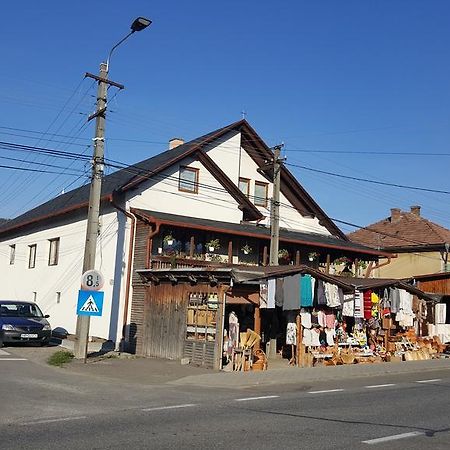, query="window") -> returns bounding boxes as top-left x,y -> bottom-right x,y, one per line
9,244 -> 15,265
28,244 -> 37,269
238,177 -> 250,197
178,166 -> 199,193
48,238 -> 60,266
254,181 -> 268,207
